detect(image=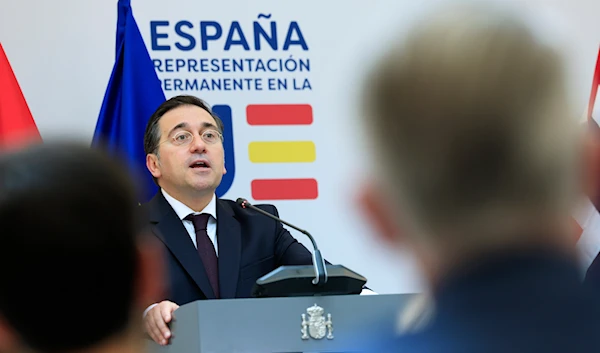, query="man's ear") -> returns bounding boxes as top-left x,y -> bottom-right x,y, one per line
583,121 -> 600,204
357,180 -> 404,246
0,317 -> 18,352
146,154 -> 161,179
134,236 -> 167,309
